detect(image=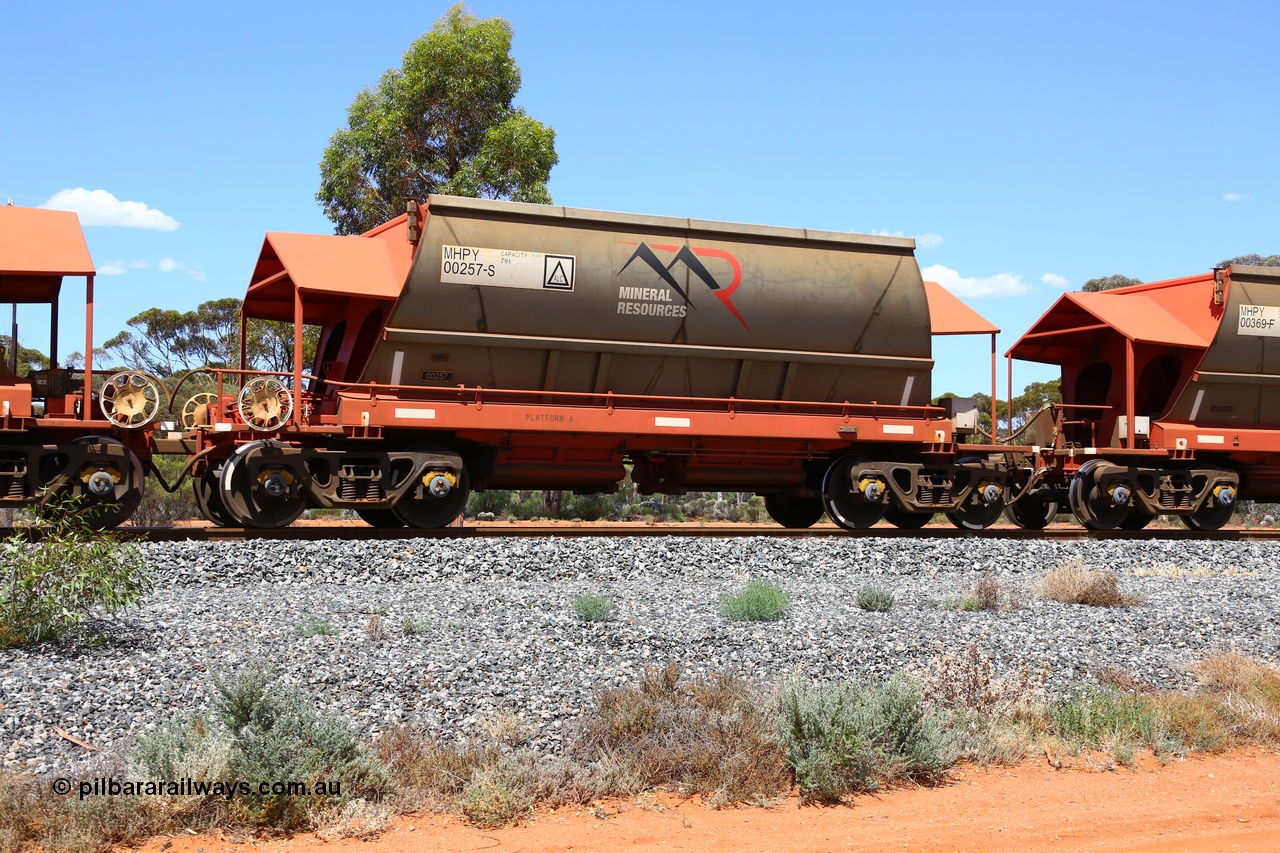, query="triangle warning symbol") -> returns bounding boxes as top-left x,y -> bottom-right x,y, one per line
547,261 -> 569,286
